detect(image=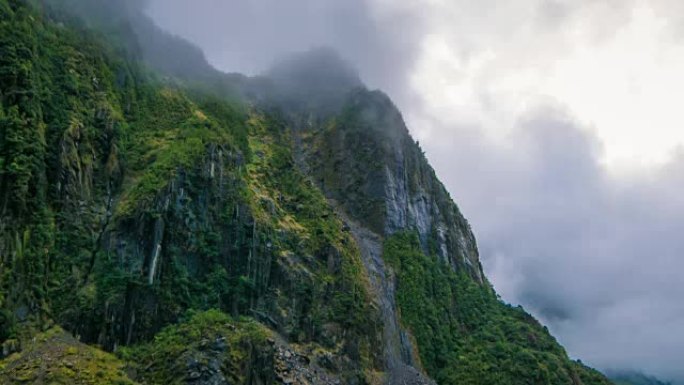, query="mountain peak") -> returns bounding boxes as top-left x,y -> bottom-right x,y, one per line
262,47 -> 364,115
268,47 -> 363,90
